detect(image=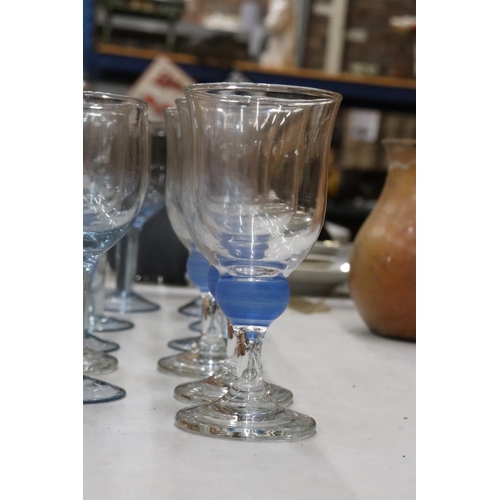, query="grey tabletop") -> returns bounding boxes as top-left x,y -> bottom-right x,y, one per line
83,282 -> 416,500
